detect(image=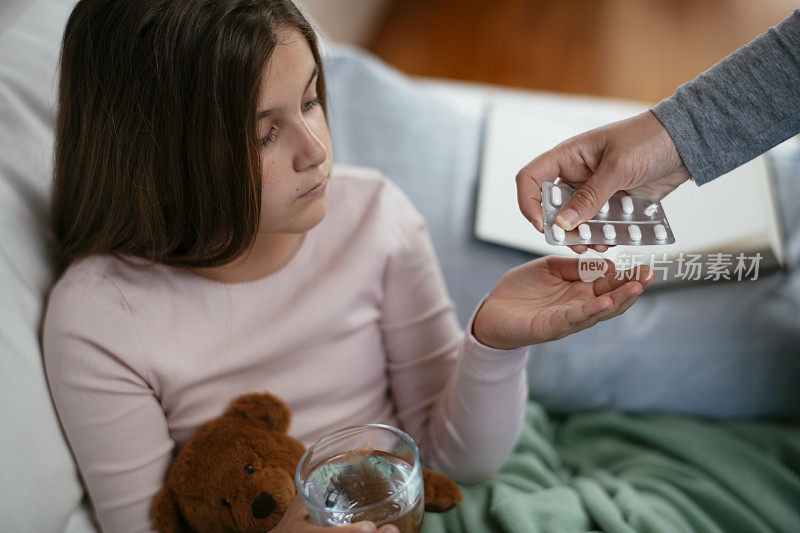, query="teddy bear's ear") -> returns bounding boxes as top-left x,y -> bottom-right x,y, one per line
421,467 -> 463,513
151,486 -> 190,533
223,392 -> 291,432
